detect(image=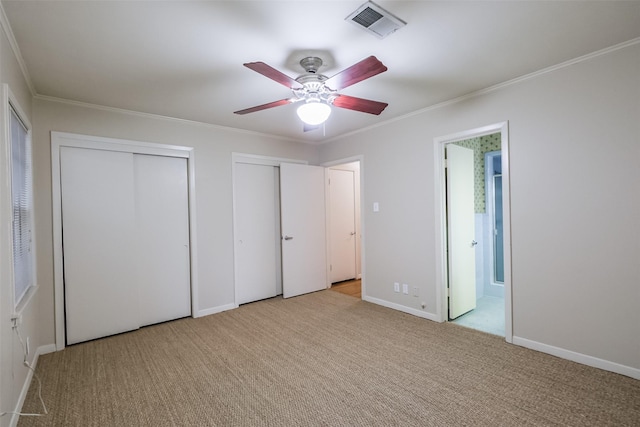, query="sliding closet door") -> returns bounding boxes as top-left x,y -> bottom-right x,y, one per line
135,155 -> 191,326
61,147 -> 139,345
